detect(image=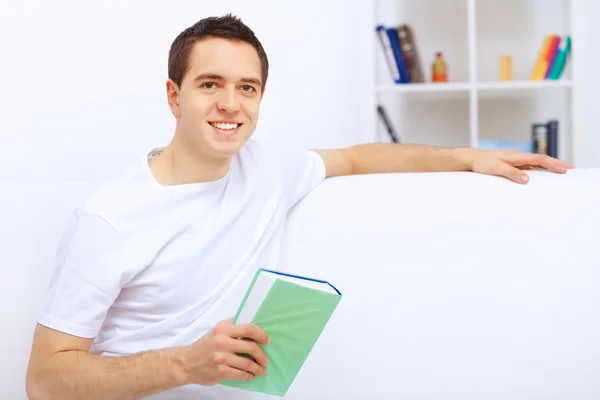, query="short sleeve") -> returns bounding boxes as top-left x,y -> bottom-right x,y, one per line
38,208 -> 126,338
269,144 -> 326,207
